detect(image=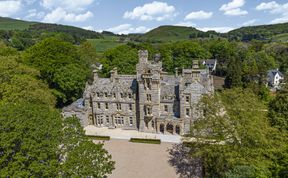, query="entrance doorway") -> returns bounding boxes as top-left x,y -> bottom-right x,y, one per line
160,124 -> 165,134
166,123 -> 174,134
